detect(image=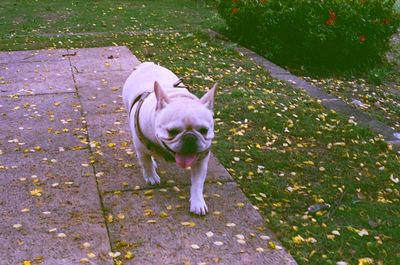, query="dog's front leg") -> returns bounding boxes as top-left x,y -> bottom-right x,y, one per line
190,153 -> 210,215
135,147 -> 160,185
